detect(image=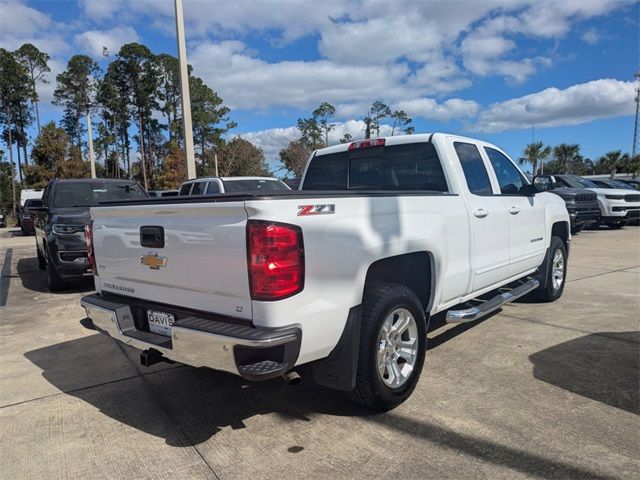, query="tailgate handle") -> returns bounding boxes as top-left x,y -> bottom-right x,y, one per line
140,226 -> 165,248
